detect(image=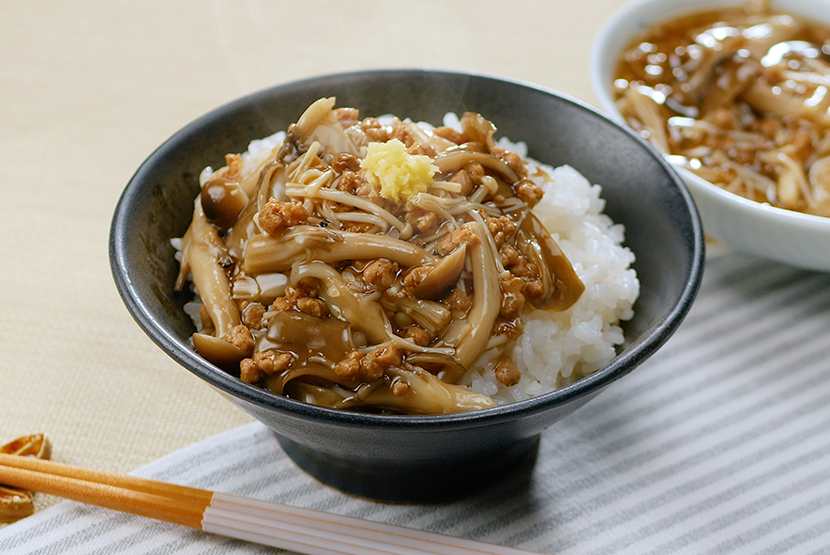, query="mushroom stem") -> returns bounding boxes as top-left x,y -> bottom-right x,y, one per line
516,210 -> 585,311
244,226 -> 435,274
442,222 -> 501,375
180,202 -> 240,337
433,148 -> 519,183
